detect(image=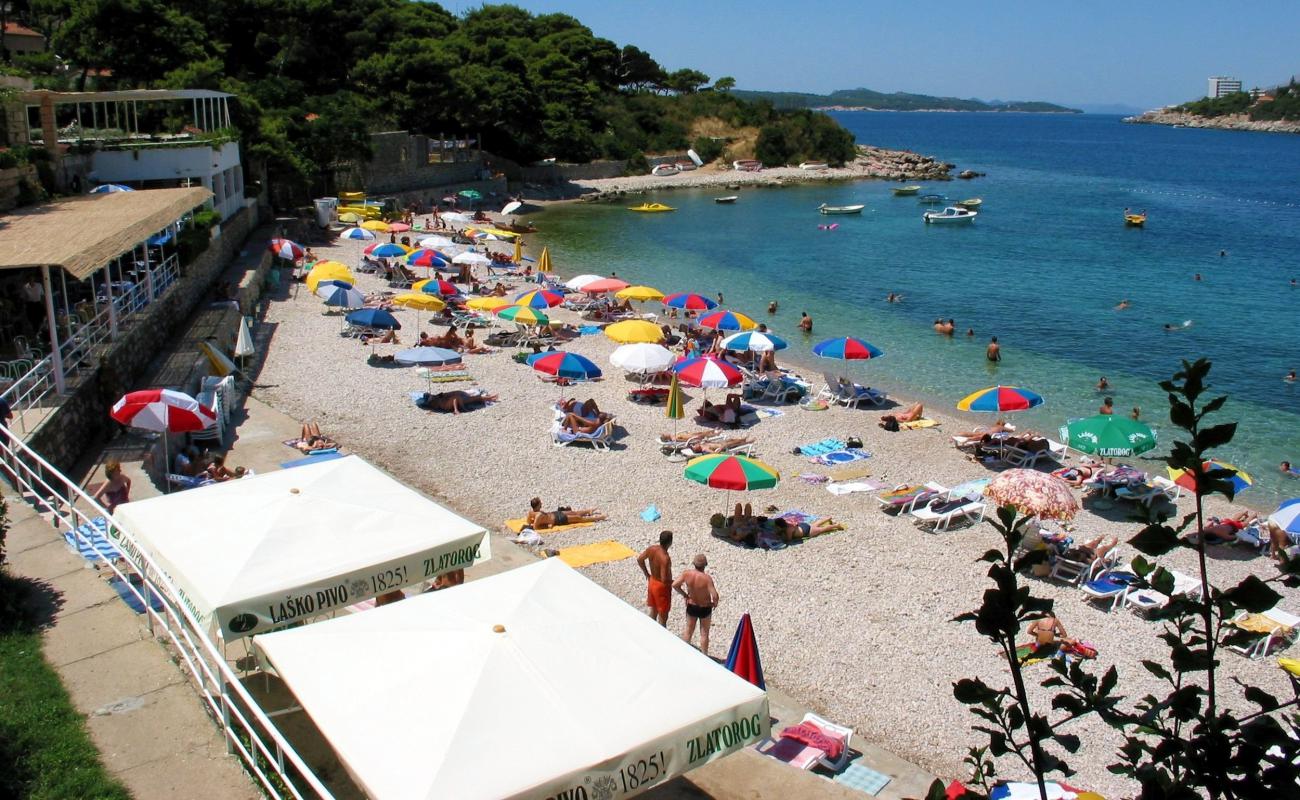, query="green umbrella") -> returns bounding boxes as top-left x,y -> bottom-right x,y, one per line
1059,414 -> 1157,458
458,189 -> 482,200
665,373 -> 685,443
